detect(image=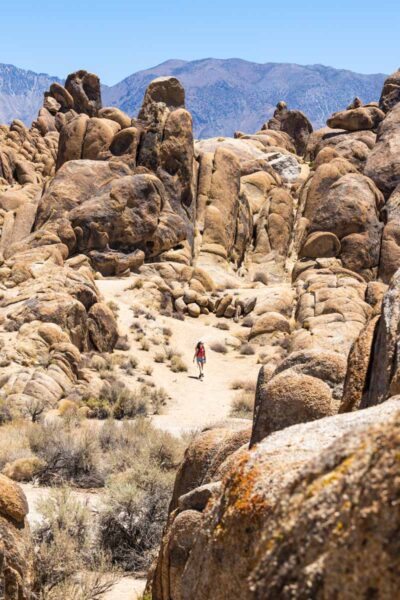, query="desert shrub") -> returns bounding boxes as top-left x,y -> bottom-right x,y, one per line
169,356 -> 188,372
112,388 -> 148,420
89,354 -> 108,371
0,422 -> 32,469
28,422 -> 104,487
150,387 -> 168,415
98,463 -> 175,571
85,397 -> 111,419
172,311 -> 185,321
165,346 -> 182,360
128,278 -> 144,290
215,322 -> 230,331
230,390 -> 254,418
2,456 -> 44,482
210,341 -> 228,354
143,365 -> 153,376
154,351 -> 166,363
0,396 -> 12,424
230,379 -> 257,392
33,488 -> 118,599
22,397 -> 46,422
162,326 -> 172,337
140,339 -> 150,352
240,343 -> 256,355
120,355 -> 139,374
58,399 -> 79,417
107,300 -> 119,316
